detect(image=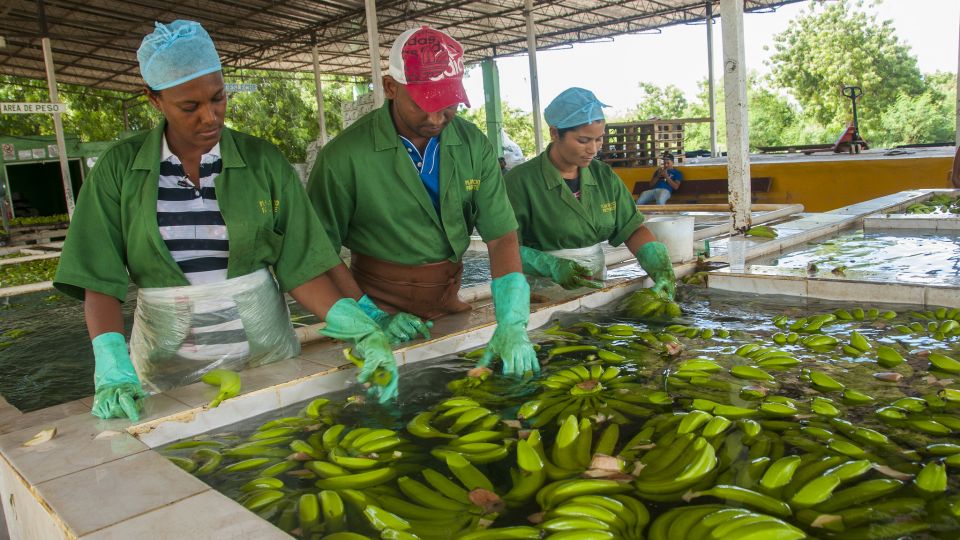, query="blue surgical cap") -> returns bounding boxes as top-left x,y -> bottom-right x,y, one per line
138,20 -> 222,91
544,87 -> 609,129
